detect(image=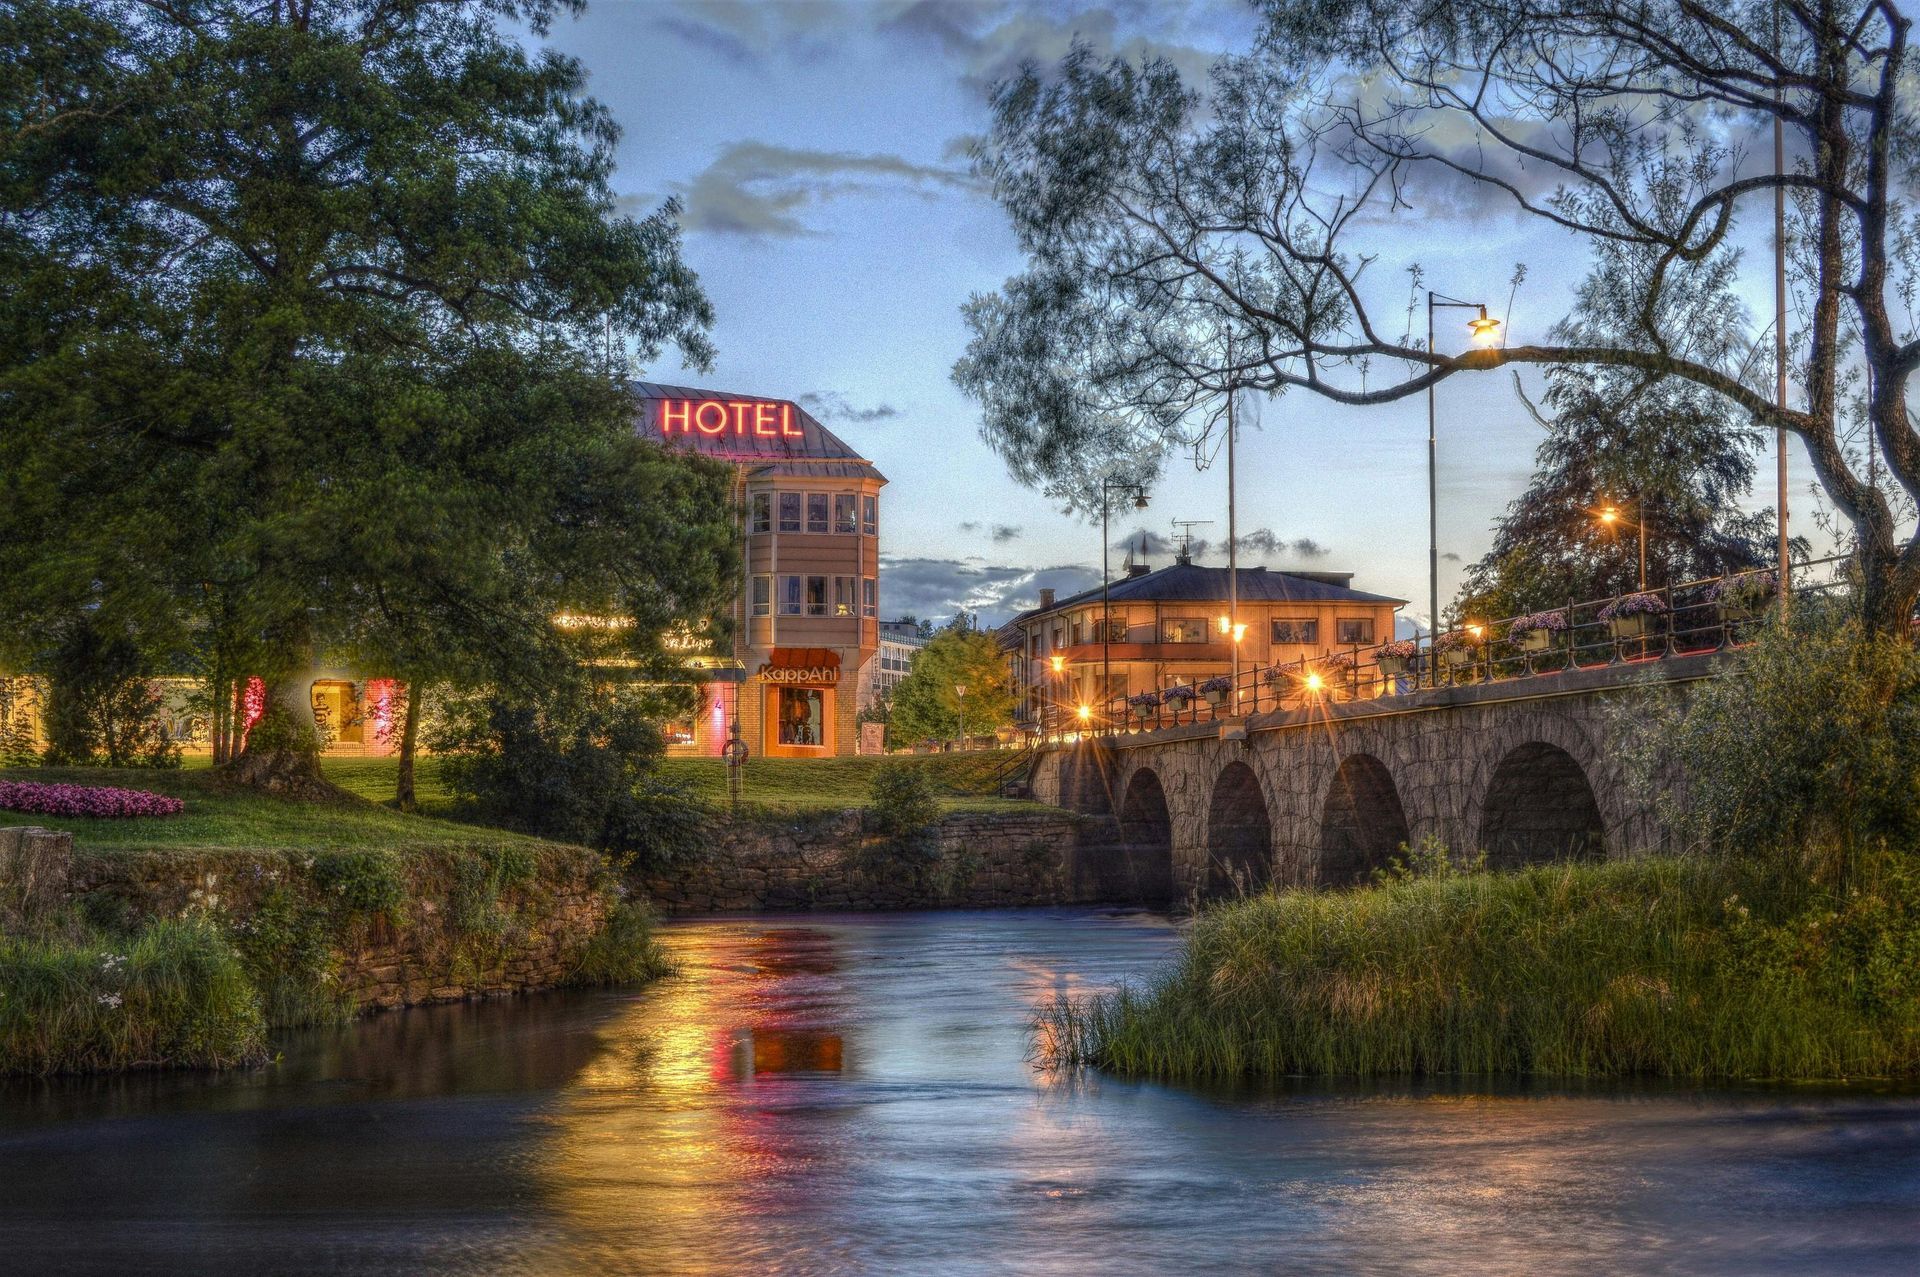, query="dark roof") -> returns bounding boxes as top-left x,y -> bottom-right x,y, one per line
631,382 -> 885,483
1004,562 -> 1405,629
